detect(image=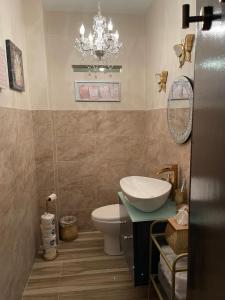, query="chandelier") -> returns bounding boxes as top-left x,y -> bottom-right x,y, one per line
75,2 -> 122,63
